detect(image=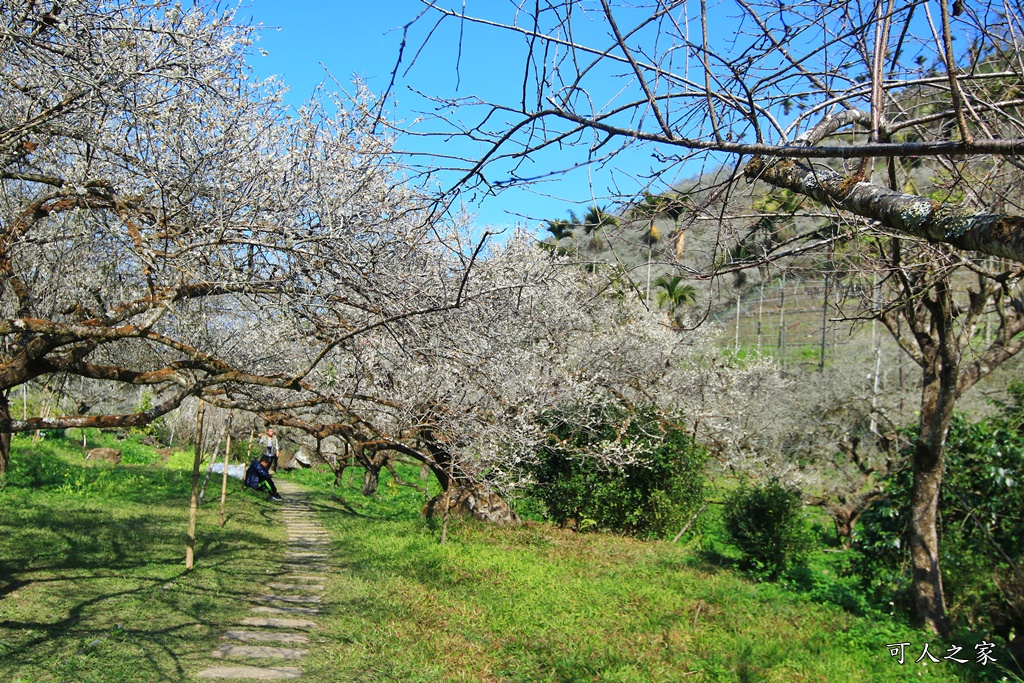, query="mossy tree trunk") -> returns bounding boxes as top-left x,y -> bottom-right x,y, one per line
744,138 -> 1024,263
